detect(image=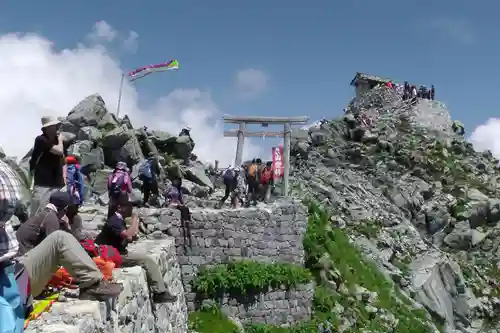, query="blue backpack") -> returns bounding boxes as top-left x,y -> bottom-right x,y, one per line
66,164 -> 84,205
223,169 -> 235,185
138,160 -> 153,180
